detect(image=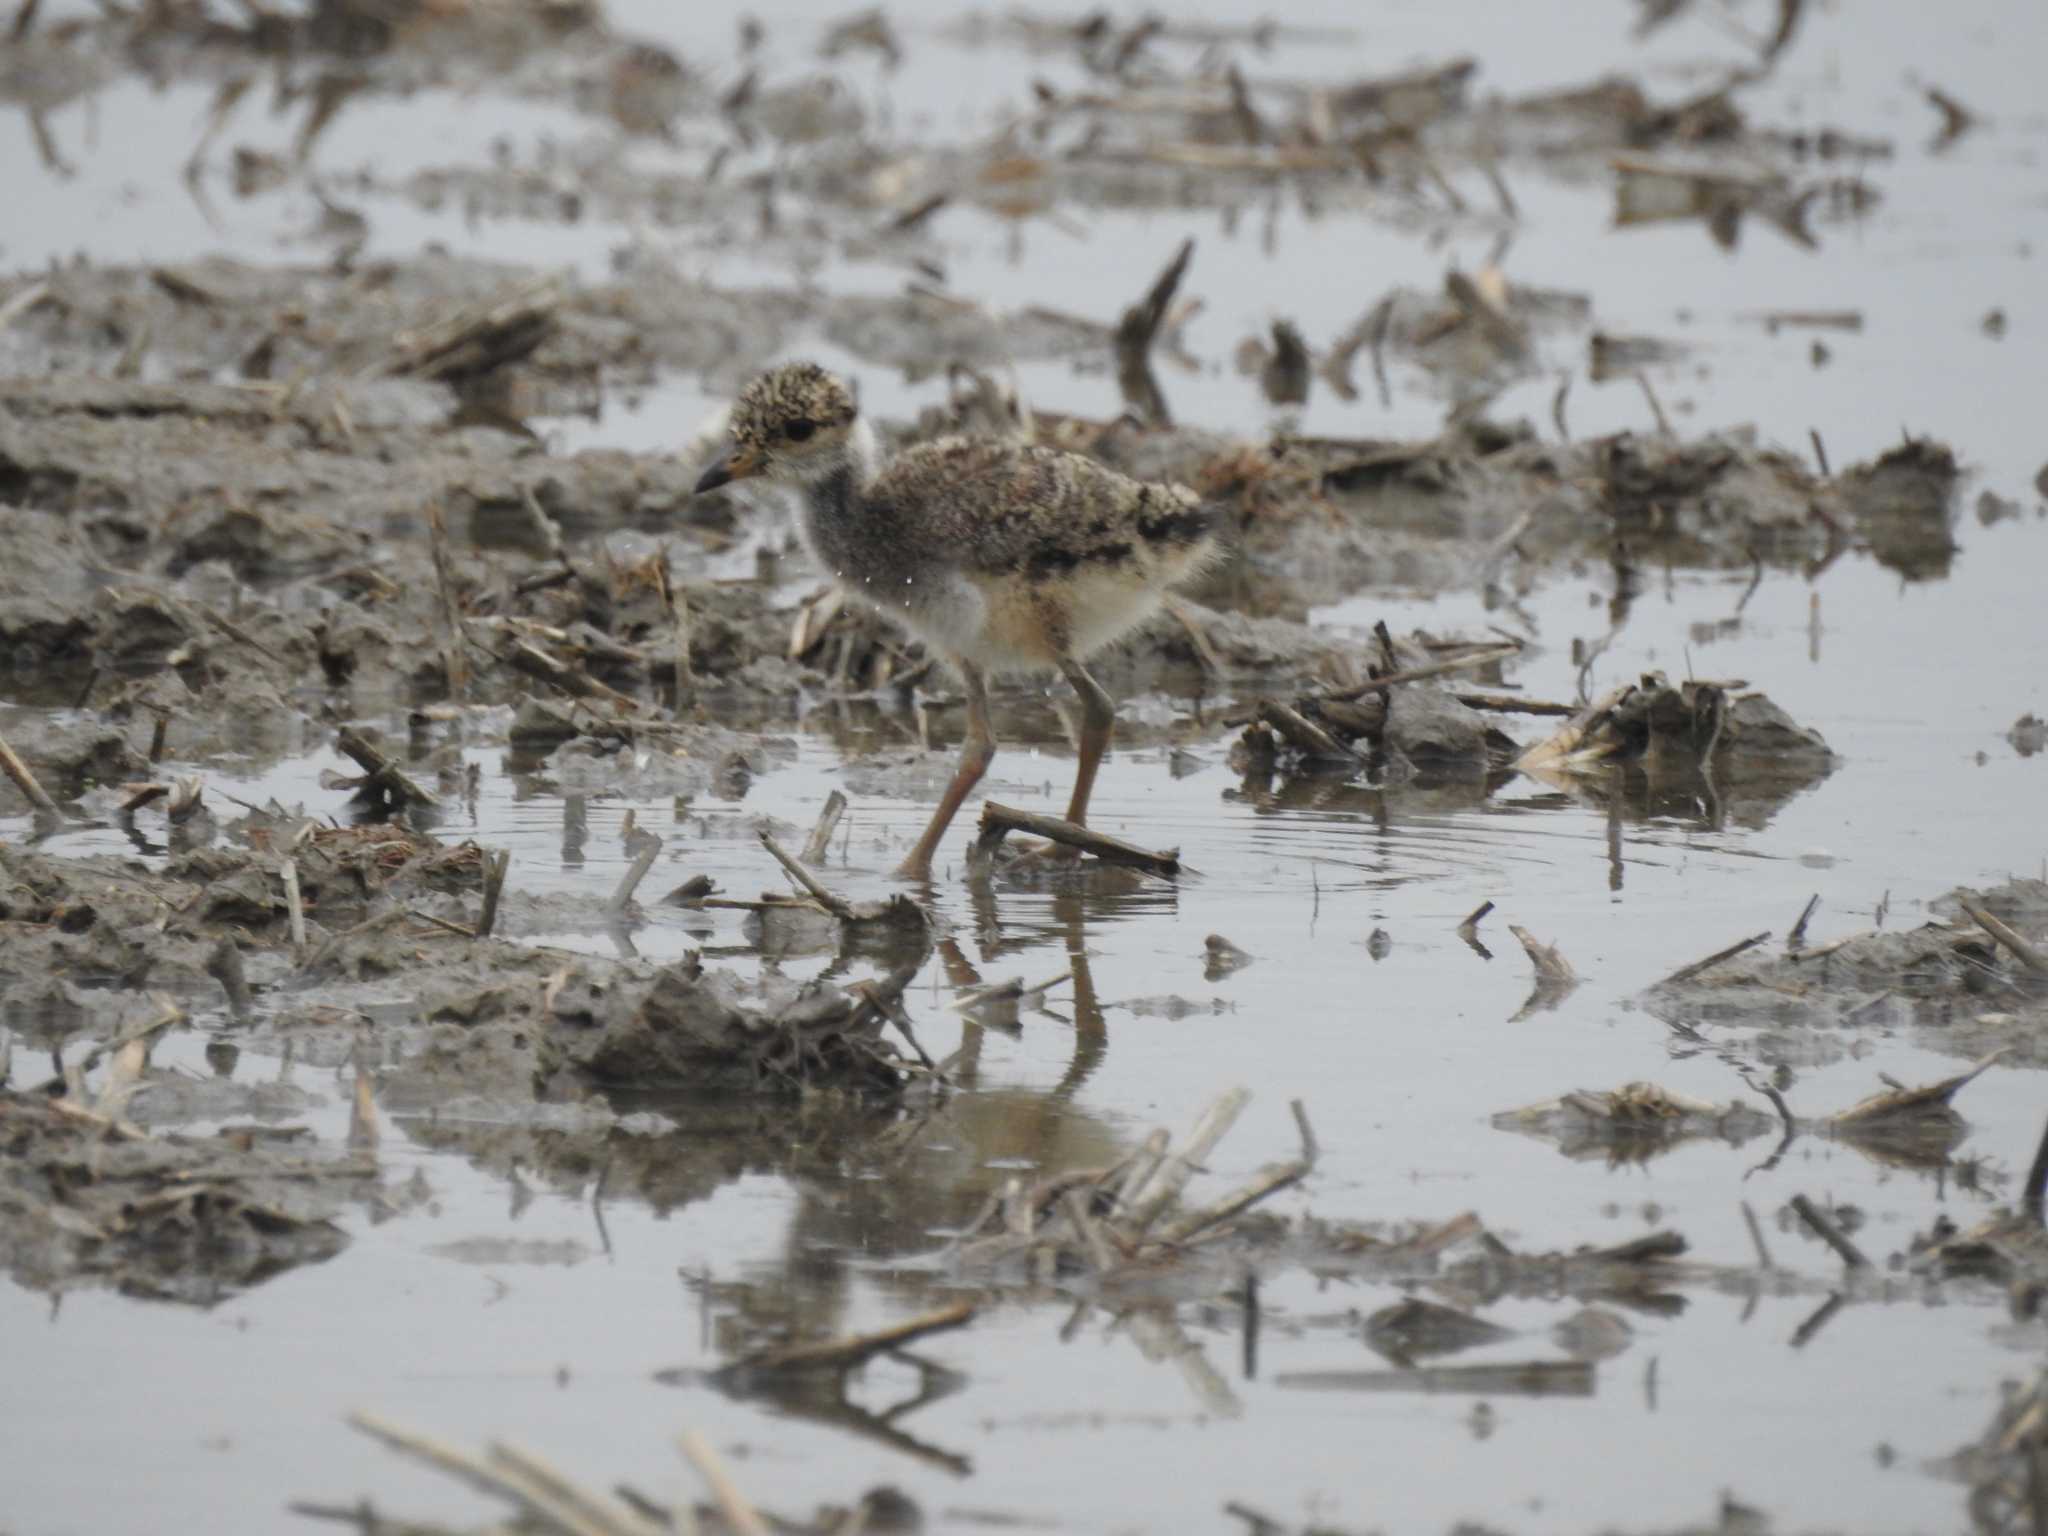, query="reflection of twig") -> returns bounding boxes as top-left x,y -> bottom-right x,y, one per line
1789,1291 -> 1846,1349
715,1300 -> 976,1381
1790,1193 -> 1868,1269
1114,238 -> 1195,428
